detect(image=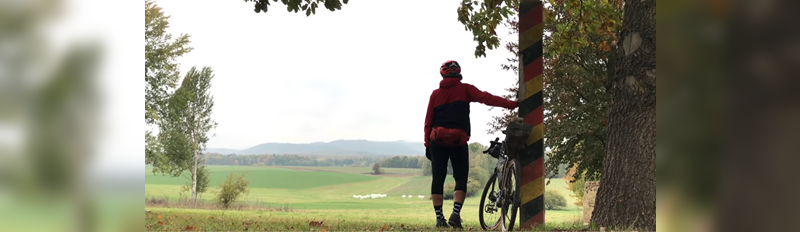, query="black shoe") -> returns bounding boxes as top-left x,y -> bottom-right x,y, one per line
436,218 -> 450,228
448,213 -> 463,229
